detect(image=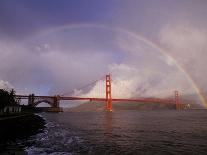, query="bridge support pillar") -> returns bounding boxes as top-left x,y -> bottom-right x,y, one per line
28,94 -> 35,106
106,74 -> 112,112
54,95 -> 60,108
